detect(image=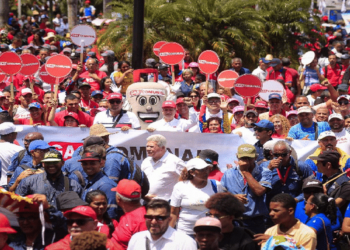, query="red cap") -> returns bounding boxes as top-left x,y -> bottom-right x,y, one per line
162,100 -> 176,109
64,205 -> 97,220
9,13 -> 14,17
64,112 -> 79,121
17,195 -> 40,213
254,101 -> 268,109
111,179 -> 141,199
0,213 -> 16,234
220,94 -> 229,101
322,16 -> 328,21
327,36 -> 336,42
310,84 -> 327,92
176,98 -> 185,105
107,93 -> 122,100
85,0 -> 90,4
227,98 -> 239,104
